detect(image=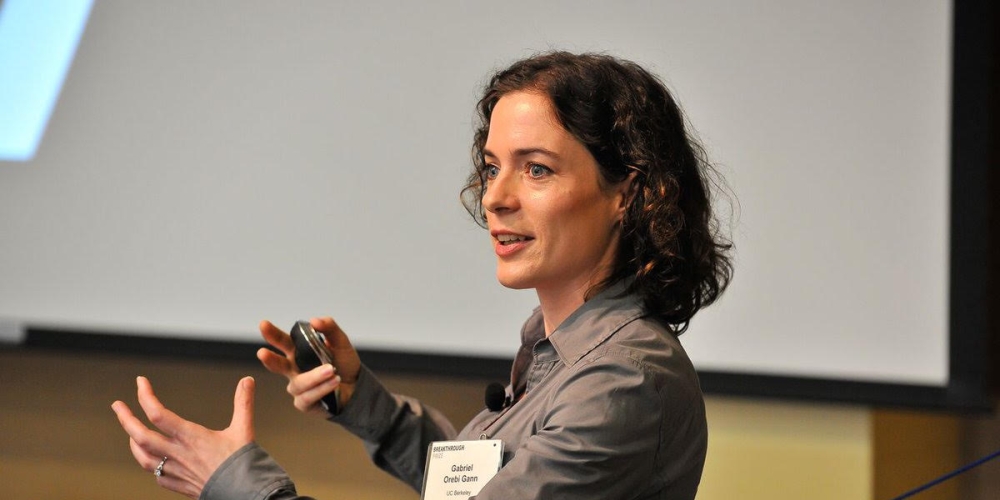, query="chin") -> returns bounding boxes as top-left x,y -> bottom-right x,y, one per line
495,270 -> 535,290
